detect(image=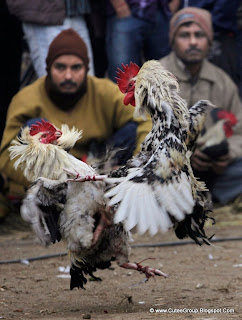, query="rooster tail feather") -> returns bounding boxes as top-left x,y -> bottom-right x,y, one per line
174,203 -> 214,245
69,258 -> 112,290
